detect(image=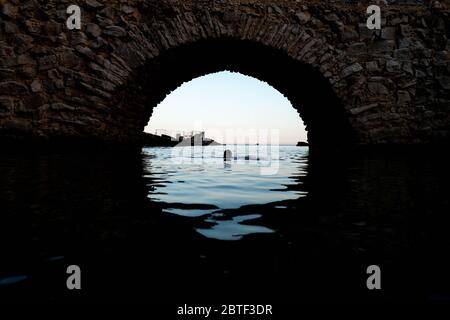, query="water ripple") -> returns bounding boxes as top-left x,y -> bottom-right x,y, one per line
143,145 -> 307,241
